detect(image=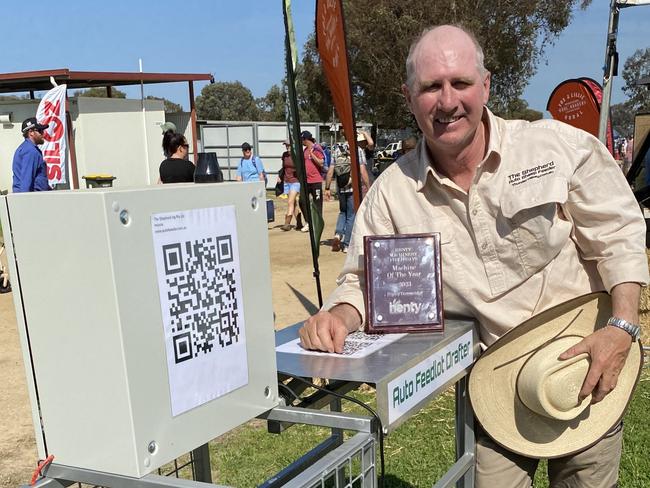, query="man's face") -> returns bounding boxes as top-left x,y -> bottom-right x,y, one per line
402,29 -> 490,158
30,128 -> 45,145
242,148 -> 252,158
